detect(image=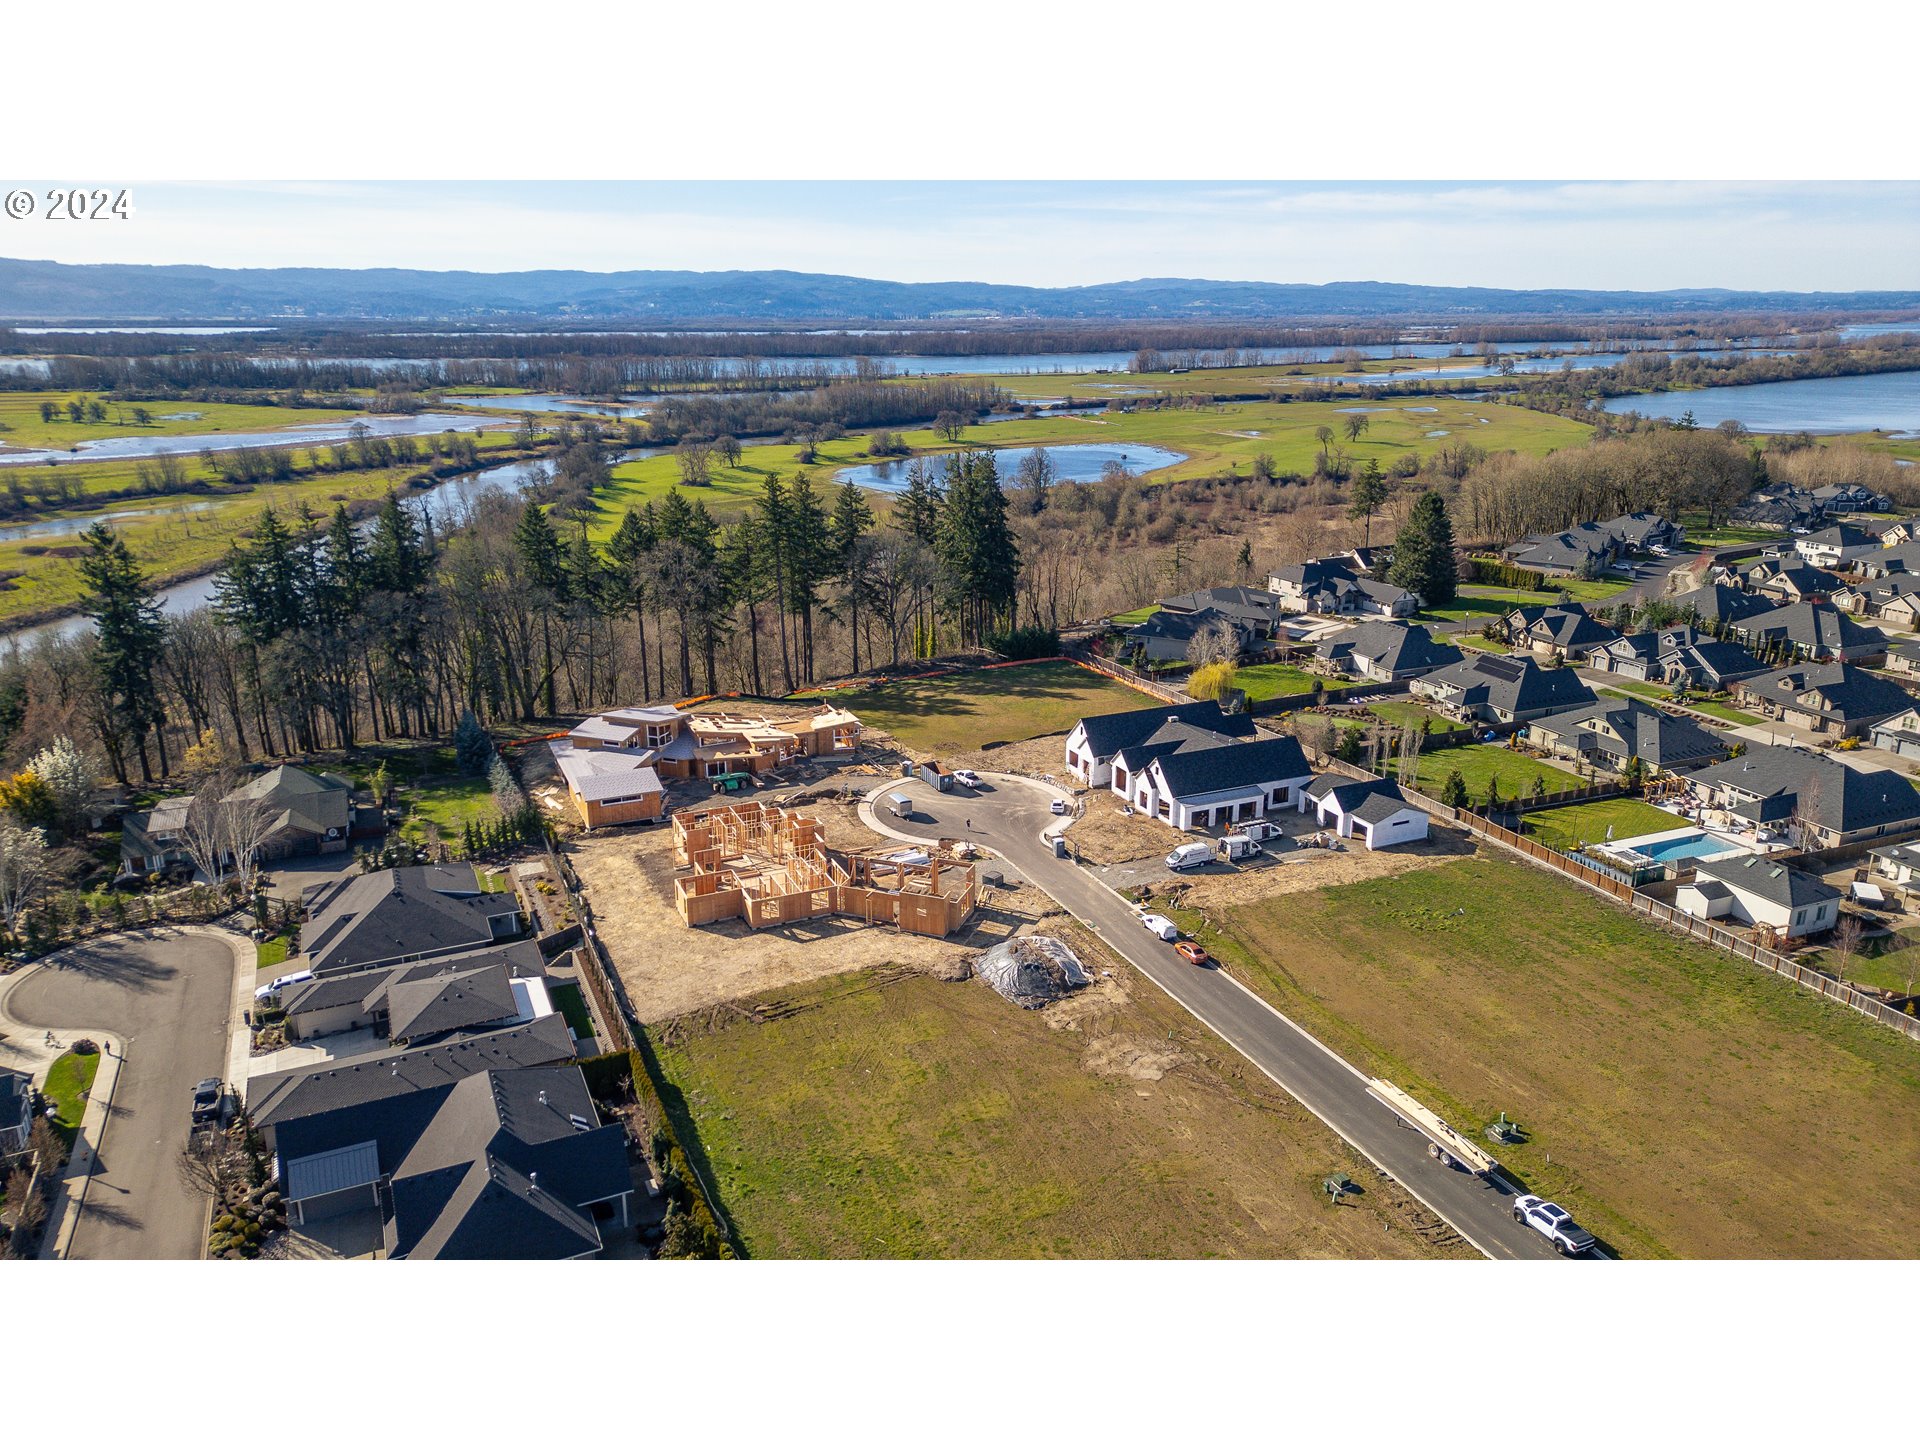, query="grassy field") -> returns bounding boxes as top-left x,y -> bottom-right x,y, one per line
42,1049 -> 100,1149
1588,675 -> 1751,726
1365,699 -> 1468,733
1419,580 -> 1629,625
843,660 -> 1160,754
1234,663 -> 1357,700
987,359 -> 1489,402
1411,742 -> 1582,802
254,935 -> 289,971
0,392 -> 360,451
1519,797 -> 1679,851
1174,855 -> 1920,1257
585,395 -> 1594,535
1109,603 -> 1160,625
651,962 -> 1460,1259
